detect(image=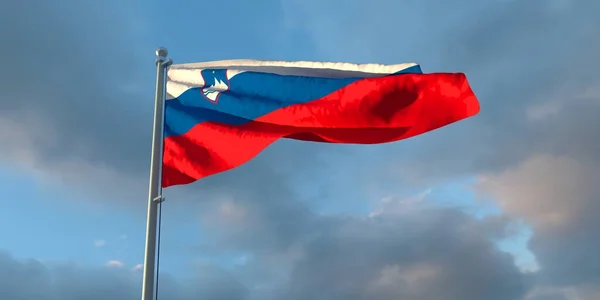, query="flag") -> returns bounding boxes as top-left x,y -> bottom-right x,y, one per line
163,60 -> 479,187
